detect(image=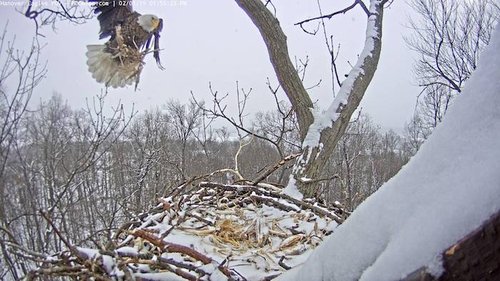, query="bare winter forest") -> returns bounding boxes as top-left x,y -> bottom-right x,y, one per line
0,0 -> 498,280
